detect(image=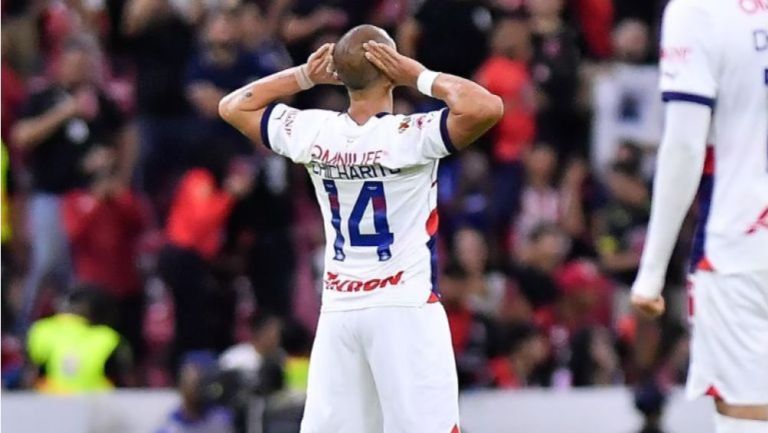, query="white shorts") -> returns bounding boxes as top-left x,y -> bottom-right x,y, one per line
300,303 -> 460,433
686,270 -> 768,405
